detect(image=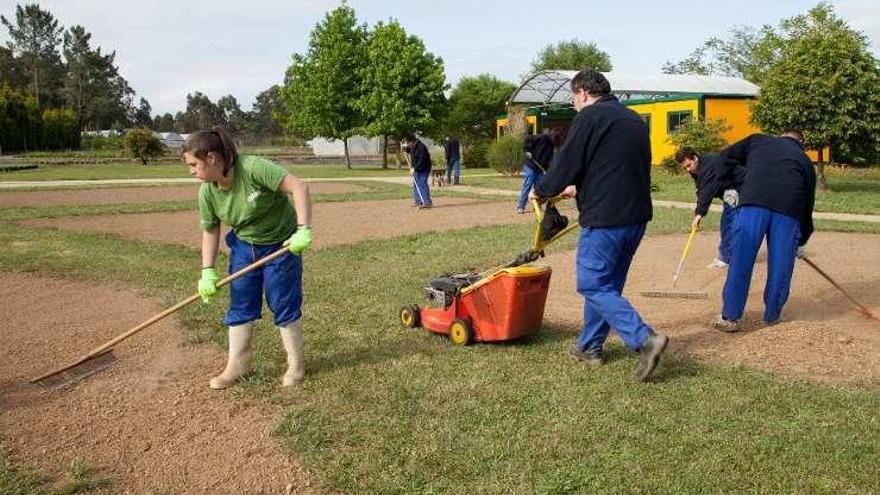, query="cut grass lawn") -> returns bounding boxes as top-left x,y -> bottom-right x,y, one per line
1,204 -> 877,494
